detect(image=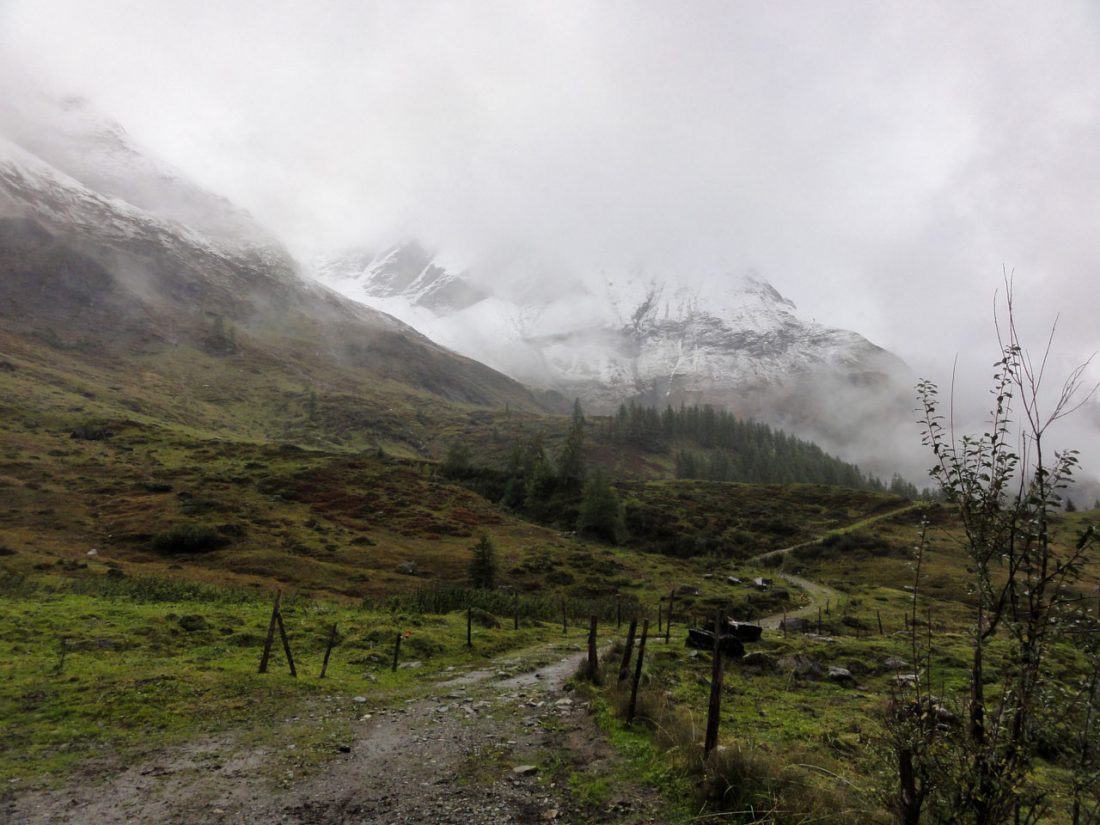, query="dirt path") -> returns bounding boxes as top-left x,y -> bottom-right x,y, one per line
749,503 -> 919,630
4,641 -> 663,825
